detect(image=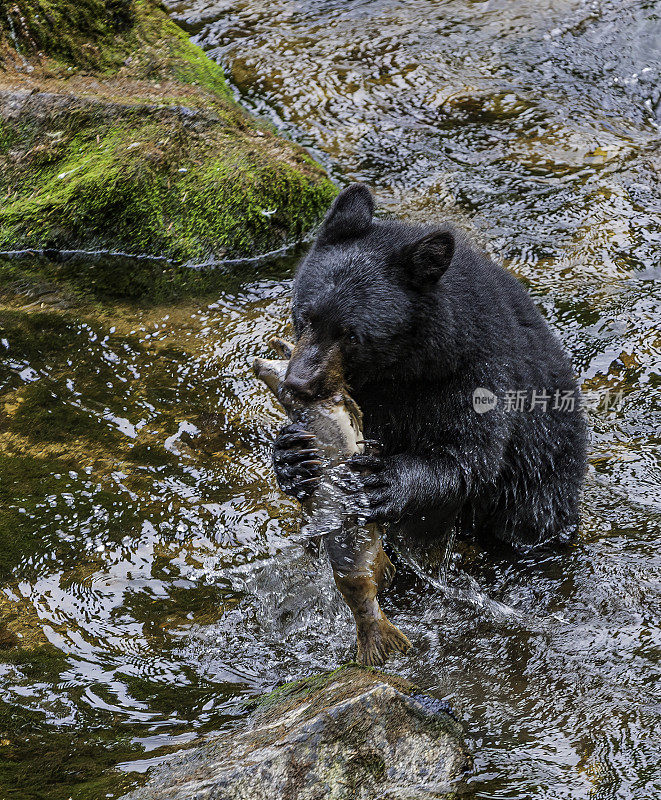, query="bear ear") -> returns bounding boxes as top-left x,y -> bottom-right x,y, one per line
403,230 -> 455,288
319,183 -> 374,243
